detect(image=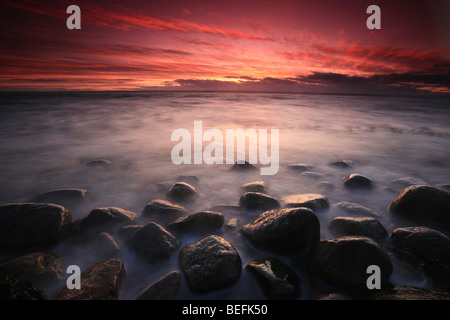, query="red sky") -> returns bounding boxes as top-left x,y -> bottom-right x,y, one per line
0,0 -> 449,93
